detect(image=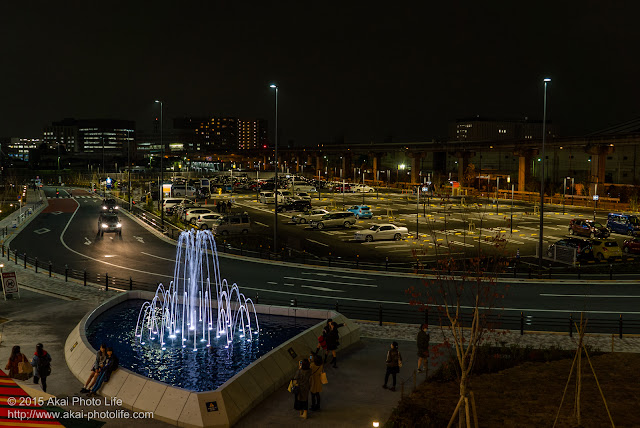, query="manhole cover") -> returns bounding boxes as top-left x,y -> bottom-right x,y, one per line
34,228 -> 51,234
